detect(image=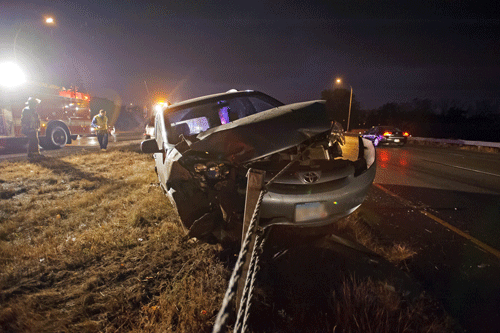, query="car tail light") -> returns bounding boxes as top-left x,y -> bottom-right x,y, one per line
383,131 -> 392,136
403,132 -> 409,137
